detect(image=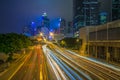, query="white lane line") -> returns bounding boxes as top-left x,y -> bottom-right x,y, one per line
40,64 -> 43,80
42,45 -> 61,80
